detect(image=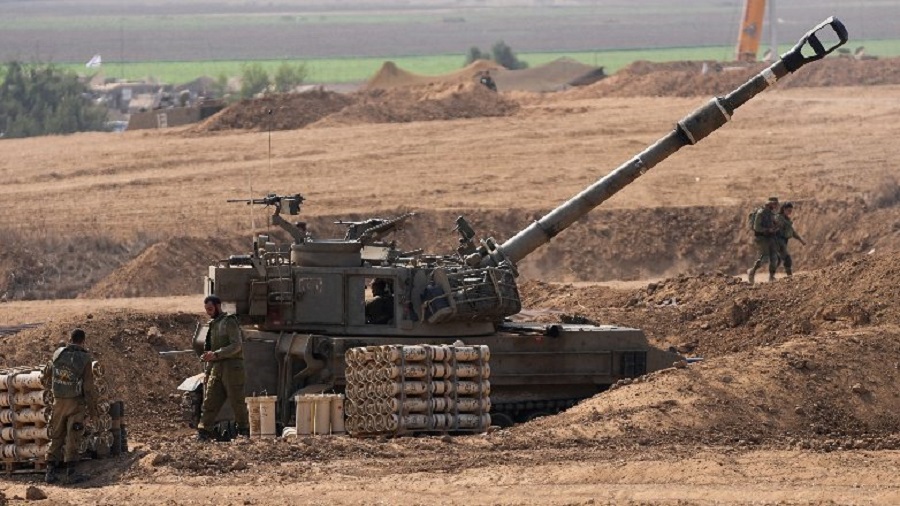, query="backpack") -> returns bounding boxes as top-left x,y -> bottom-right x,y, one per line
747,207 -> 764,231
